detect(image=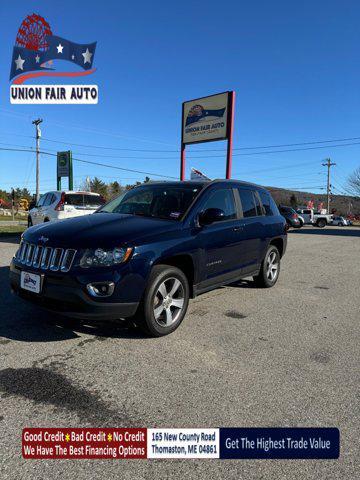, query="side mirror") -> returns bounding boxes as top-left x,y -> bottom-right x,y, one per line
199,208 -> 225,226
